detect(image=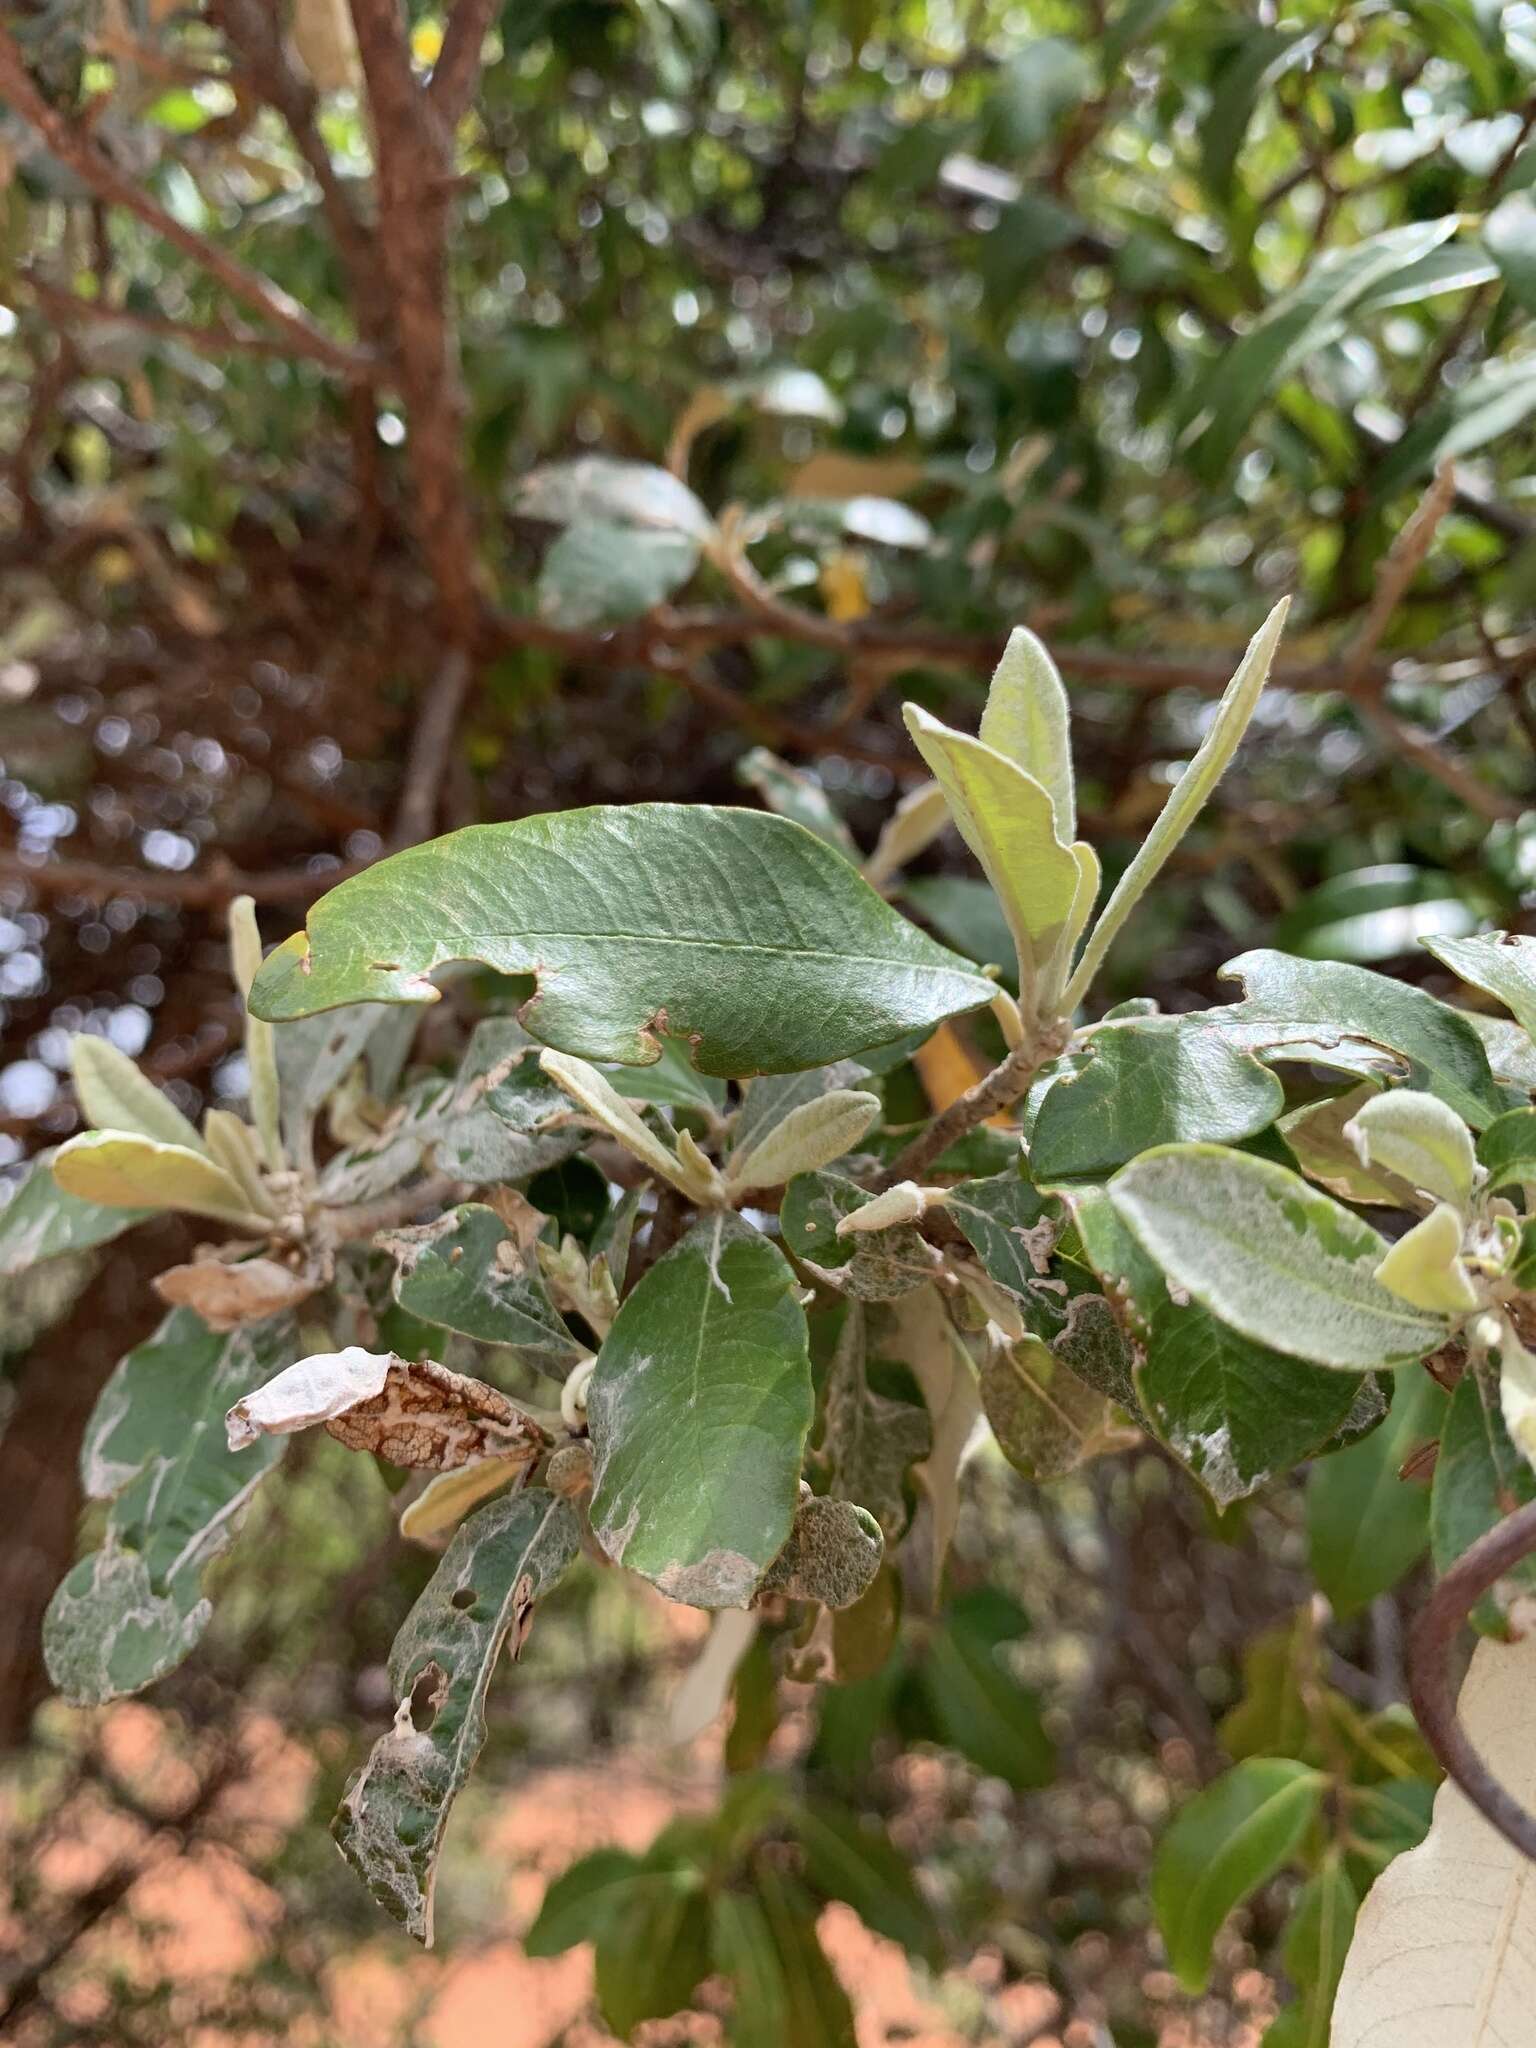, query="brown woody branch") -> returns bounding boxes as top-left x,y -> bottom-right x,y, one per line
22,275 -> 376,375
0,24 -> 373,380
427,0 -> 500,126
1408,1495 -> 1536,1866
0,852 -> 365,907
